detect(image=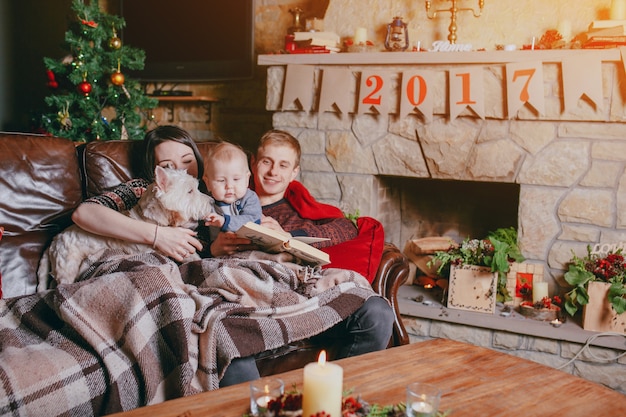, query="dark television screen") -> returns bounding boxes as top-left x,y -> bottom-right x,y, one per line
120,0 -> 254,82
